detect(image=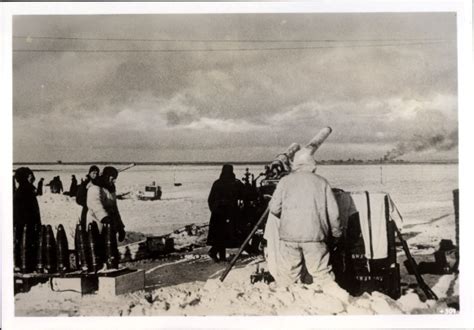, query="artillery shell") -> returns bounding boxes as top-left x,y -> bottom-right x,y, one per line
103,223 -> 119,269
20,224 -> 30,273
75,223 -> 89,271
88,222 -> 103,272
35,225 -> 46,273
44,224 -> 57,273
56,224 -> 70,272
